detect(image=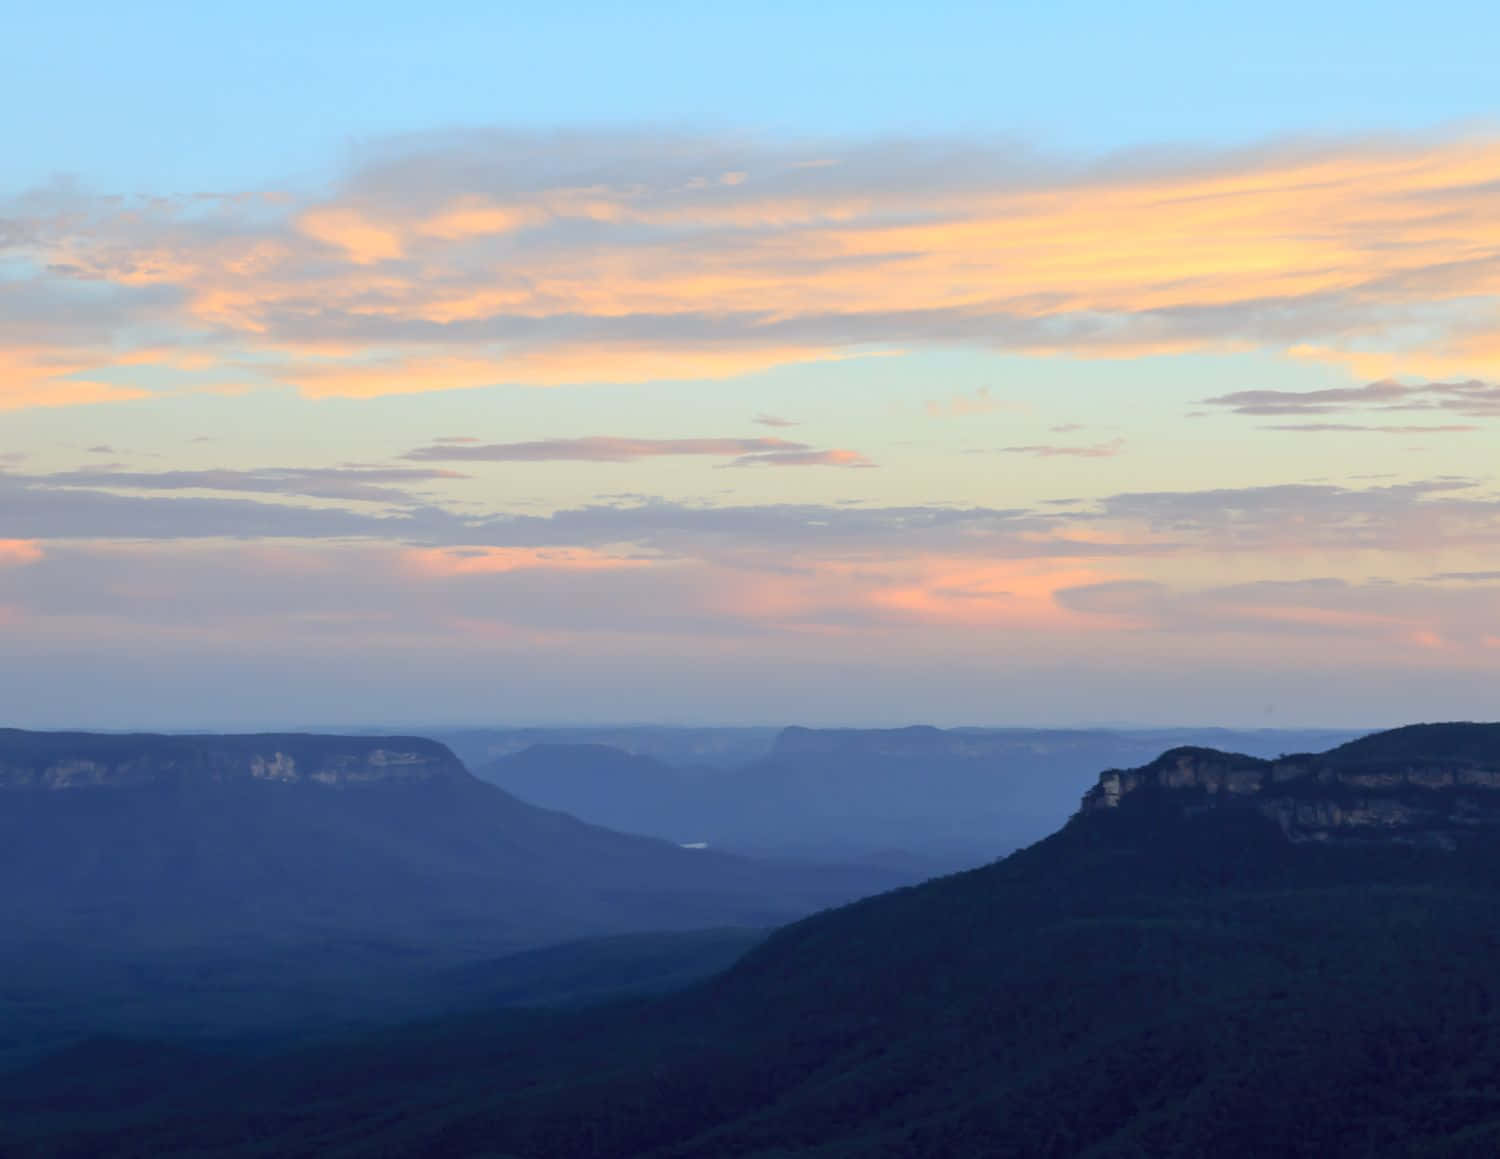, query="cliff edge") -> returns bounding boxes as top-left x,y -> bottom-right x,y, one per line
1077,722 -> 1500,849
0,729 -> 466,790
